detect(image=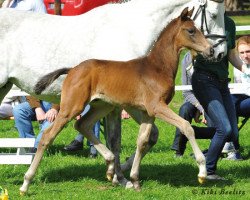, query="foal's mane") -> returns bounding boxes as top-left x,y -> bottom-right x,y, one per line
156,14 -> 191,45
